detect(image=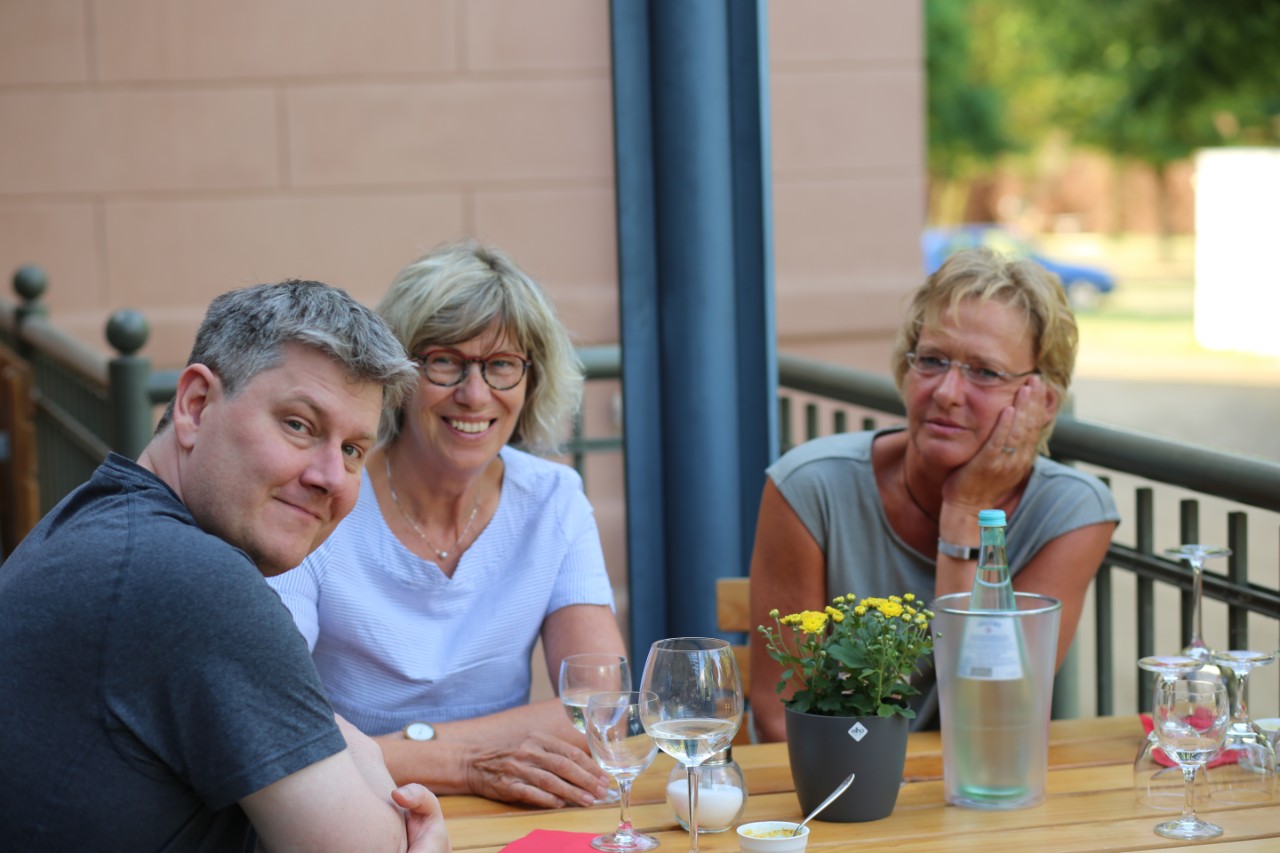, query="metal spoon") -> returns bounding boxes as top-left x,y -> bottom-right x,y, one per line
792,772 -> 855,836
